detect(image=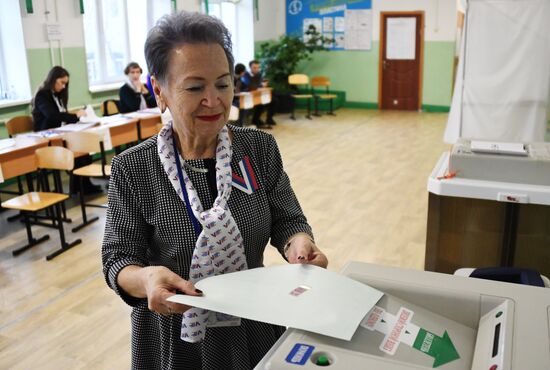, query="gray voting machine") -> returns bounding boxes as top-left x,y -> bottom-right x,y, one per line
256,261 -> 550,370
